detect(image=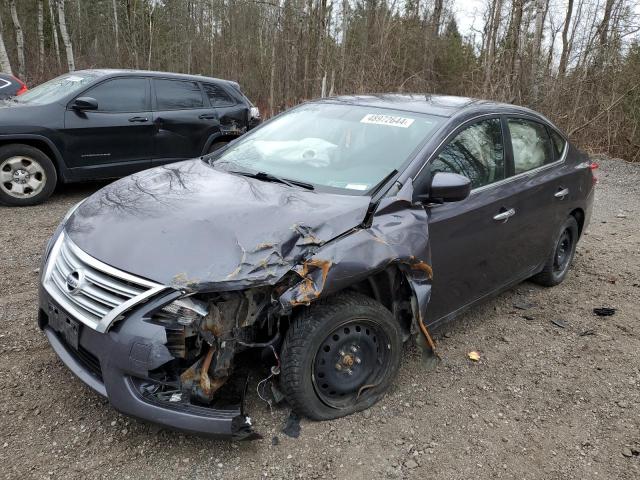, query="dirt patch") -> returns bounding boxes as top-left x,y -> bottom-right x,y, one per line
0,159 -> 638,479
